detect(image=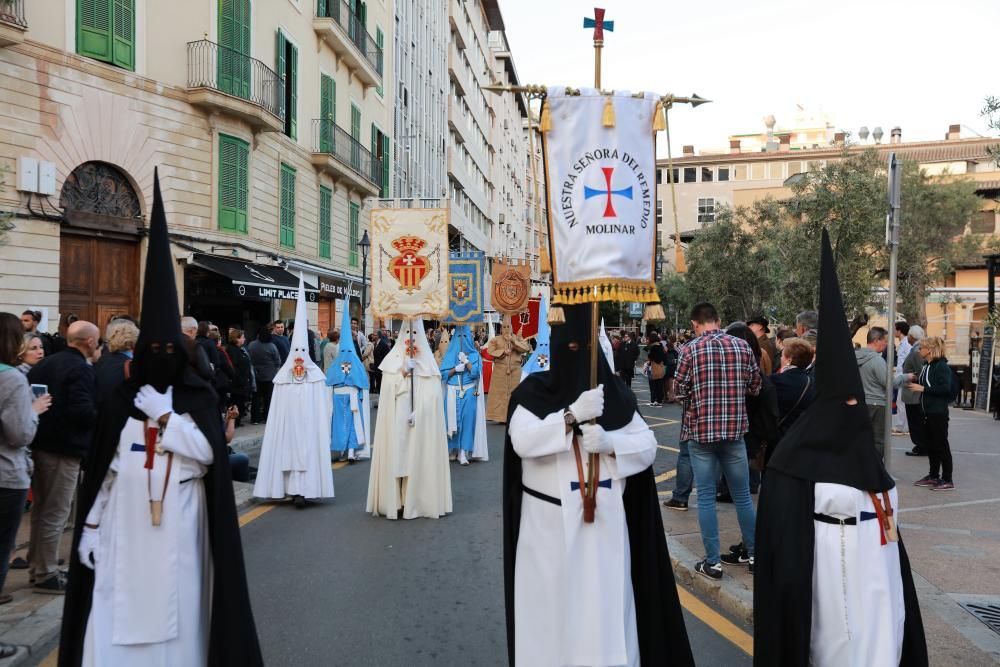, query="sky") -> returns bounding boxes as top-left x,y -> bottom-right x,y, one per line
500,0 -> 1000,154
